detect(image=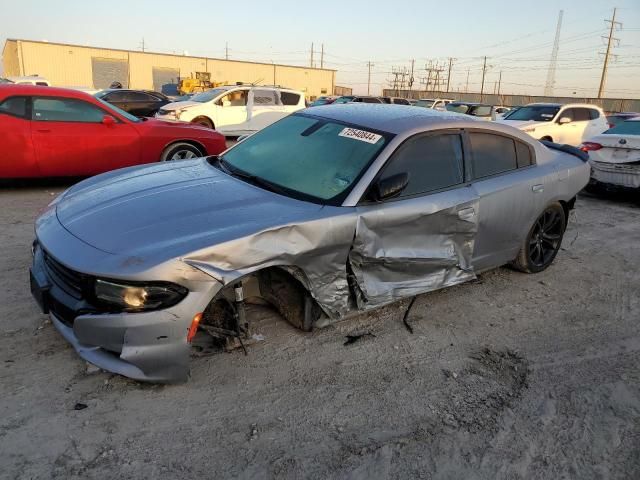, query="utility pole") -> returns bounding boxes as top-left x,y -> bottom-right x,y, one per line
598,8 -> 622,98
225,42 -> 229,60
140,38 -> 145,52
465,68 -> 470,93
480,56 -> 488,100
366,61 -> 374,95
408,59 -> 415,98
497,70 -> 502,96
446,57 -> 454,92
320,44 -> 324,69
310,42 -> 314,68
